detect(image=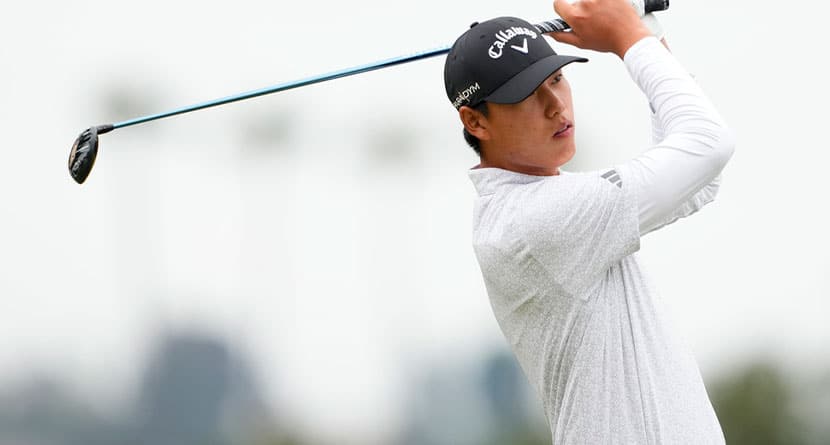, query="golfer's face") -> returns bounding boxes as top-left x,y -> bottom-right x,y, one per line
487,70 -> 576,172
